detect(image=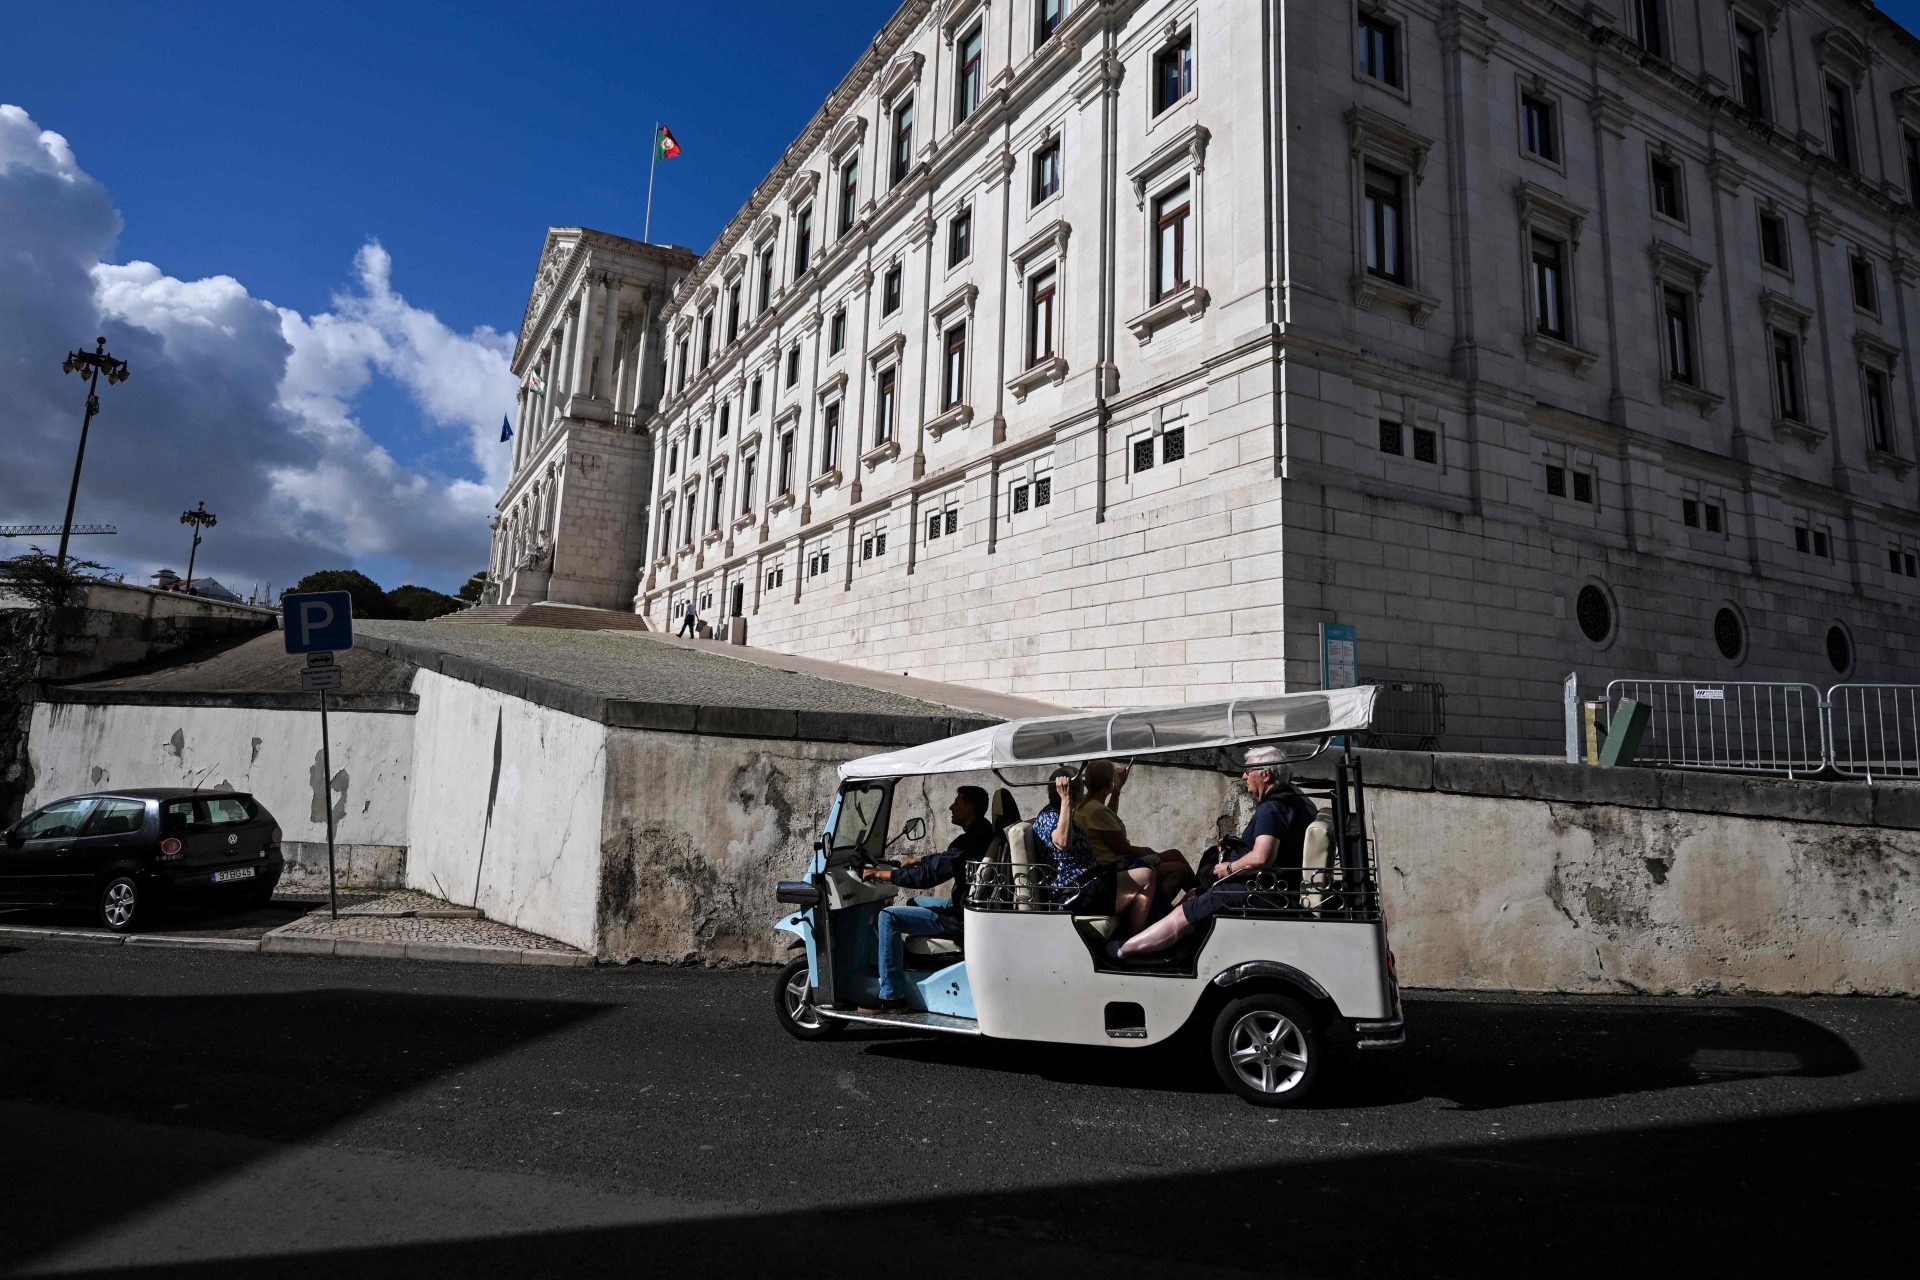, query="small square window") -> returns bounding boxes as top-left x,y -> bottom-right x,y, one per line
1794,525 -> 1810,554
1813,529 -> 1830,558
883,266 -> 902,315
1379,420 -> 1404,455
927,513 -> 941,542
1012,483 -> 1030,514
1906,551 -> 1917,577
1032,141 -> 1062,205
1682,498 -> 1700,528
876,531 -> 887,556
830,308 -> 846,354
862,536 -> 874,562
1759,212 -> 1789,272
1704,503 -> 1723,534
1521,94 -> 1557,162
1850,253 -> 1878,313
749,377 -> 763,414
1155,29 -> 1195,112
1545,464 -> 1566,497
786,346 -> 800,388
1034,476 -> 1052,506
949,207 -> 972,267
1892,548 -> 1903,574
1132,437 -> 1156,473
1650,156 -> 1683,224
944,508 -> 959,536
1411,427 -> 1436,464
1162,426 -> 1186,464
1572,471 -> 1594,504
1356,12 -> 1400,88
